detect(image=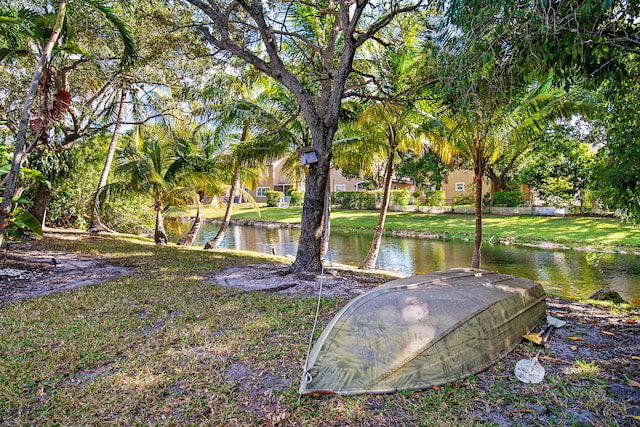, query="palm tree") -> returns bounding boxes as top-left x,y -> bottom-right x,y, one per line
88,88 -> 127,233
335,100 -> 432,270
165,128 -> 225,247
1,2 -> 68,238
110,124 -> 214,245
199,76 -> 299,250
334,29 -> 438,270
88,77 -> 179,233
433,80 -> 583,268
